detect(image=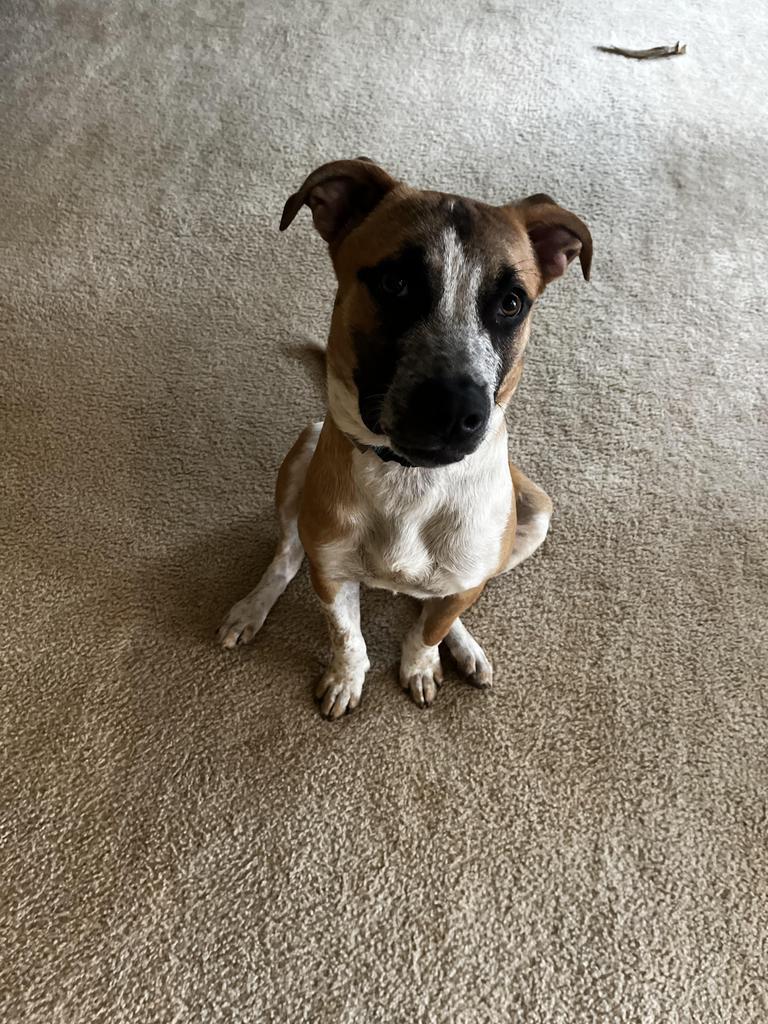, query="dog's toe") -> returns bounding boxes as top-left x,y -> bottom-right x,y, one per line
455,646 -> 493,688
400,647 -> 444,709
218,598 -> 271,649
465,667 -> 493,690
218,621 -> 254,648
405,671 -> 441,708
316,668 -> 363,721
444,624 -> 493,689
